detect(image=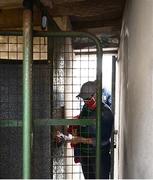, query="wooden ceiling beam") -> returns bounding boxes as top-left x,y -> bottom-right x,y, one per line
46,0 -> 123,17
0,0 -> 22,9
85,26 -> 121,38
52,0 -> 86,4
70,13 -> 121,22
72,18 -> 122,30
0,8 -> 41,29
0,9 -> 23,29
